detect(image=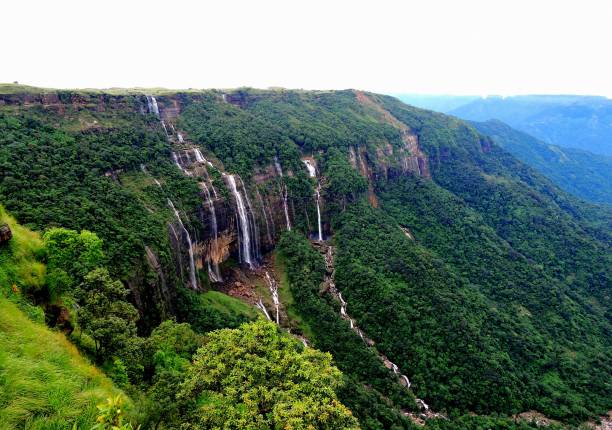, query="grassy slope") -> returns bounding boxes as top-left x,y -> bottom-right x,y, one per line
0,206 -> 124,429
0,299 -> 124,430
